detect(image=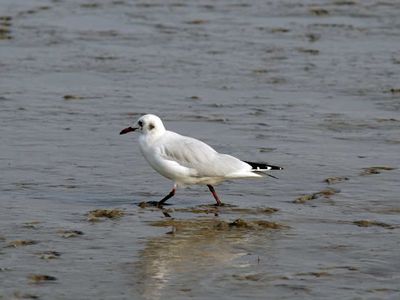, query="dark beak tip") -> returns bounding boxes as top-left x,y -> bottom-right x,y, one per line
120,127 -> 136,135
